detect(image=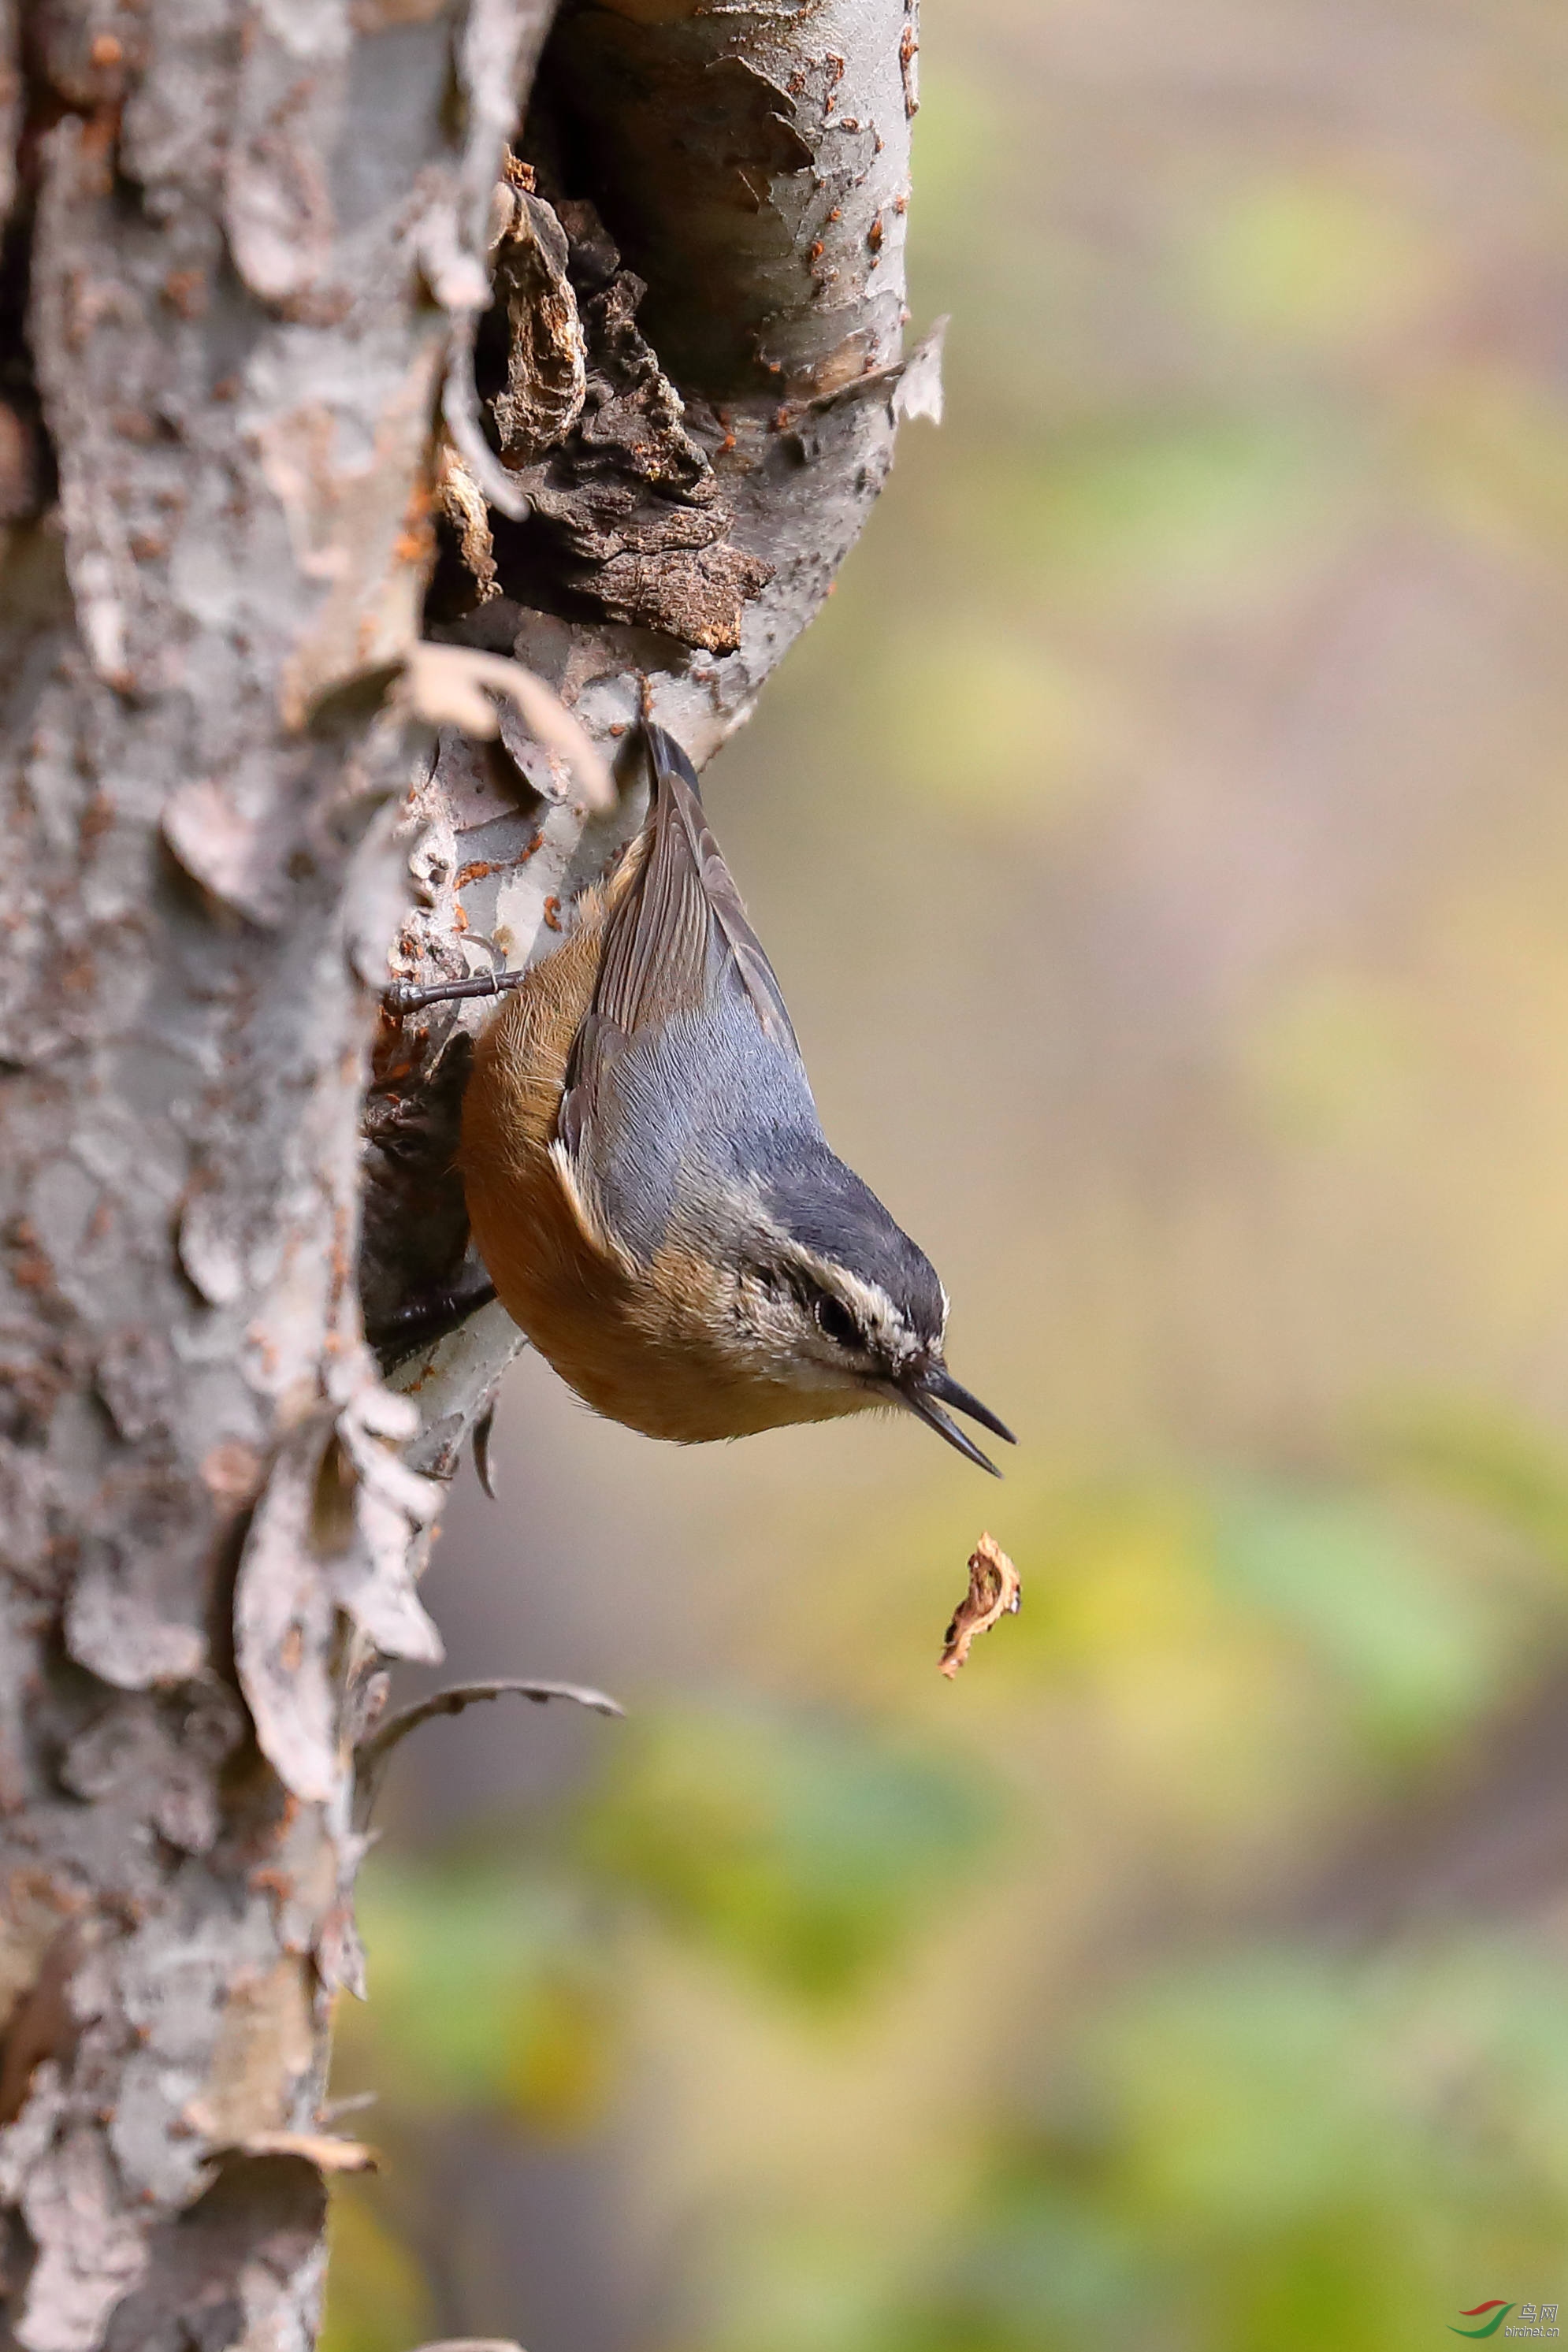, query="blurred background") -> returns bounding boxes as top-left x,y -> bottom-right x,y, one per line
326,2 -> 1568,2346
